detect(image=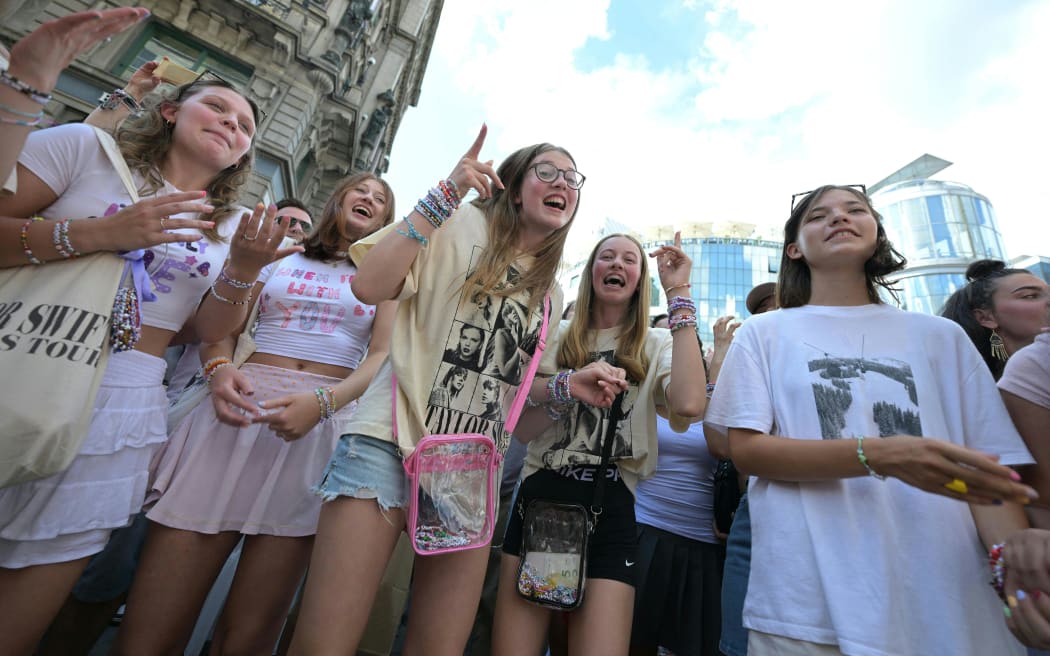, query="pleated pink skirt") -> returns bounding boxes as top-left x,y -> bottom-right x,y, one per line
148,363 -> 355,537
